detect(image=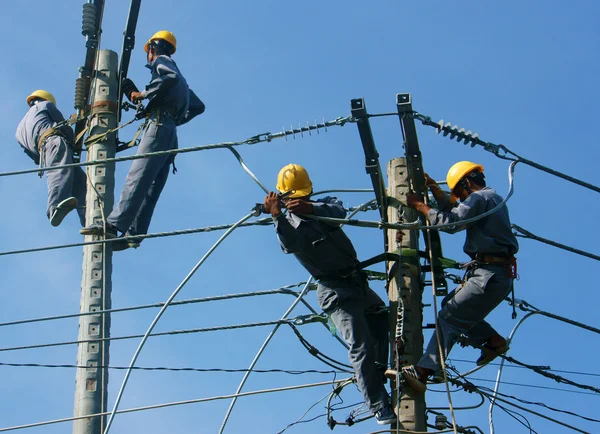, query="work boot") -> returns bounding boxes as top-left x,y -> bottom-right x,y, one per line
80,221 -> 118,238
401,366 -> 428,394
50,197 -> 78,227
476,339 -> 509,366
112,234 -> 141,251
375,405 -> 396,425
